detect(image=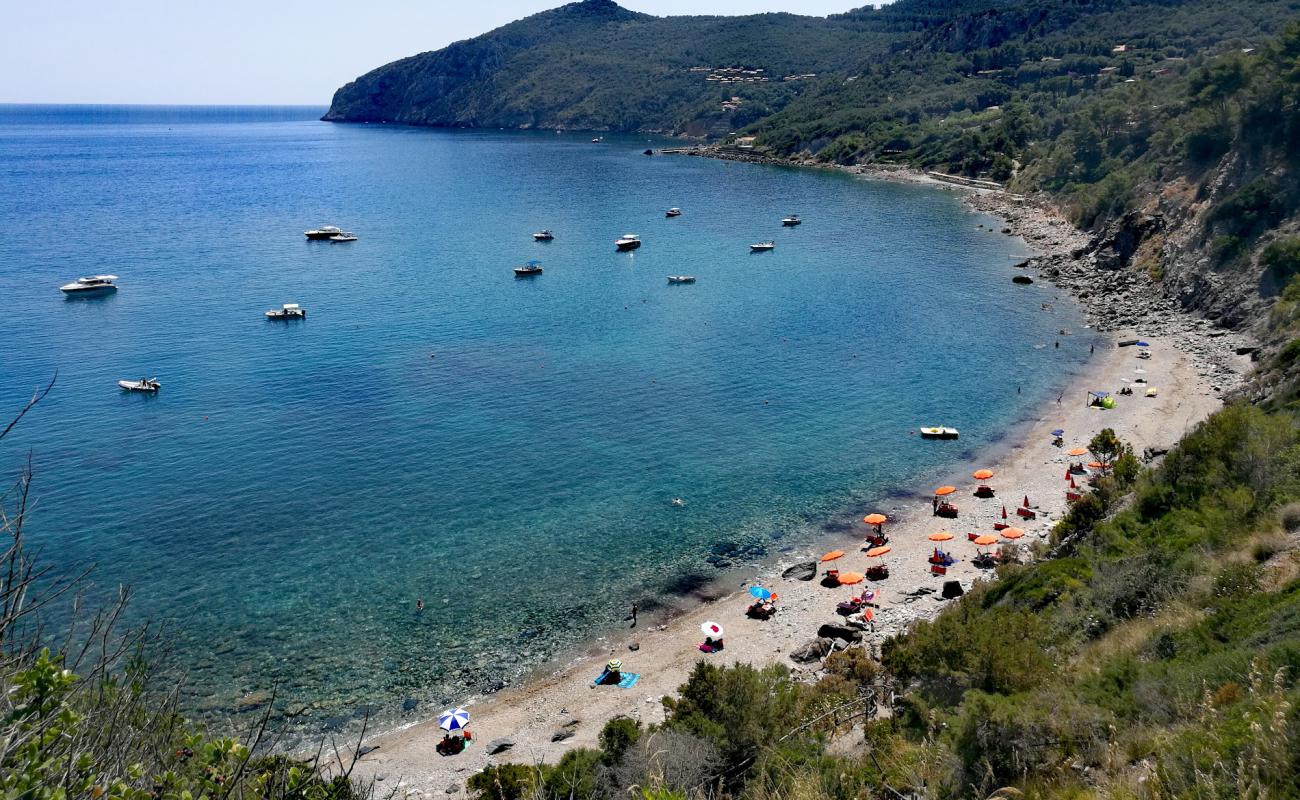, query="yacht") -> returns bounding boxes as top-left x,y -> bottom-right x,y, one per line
533,229 -> 555,241
329,232 -> 357,242
305,225 -> 344,240
615,234 -> 642,251
118,378 -> 160,393
750,241 -> 775,252
781,215 -> 802,226
265,303 -> 307,320
665,208 -> 682,218
667,275 -> 696,284
60,275 -> 119,295
514,260 -> 544,277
